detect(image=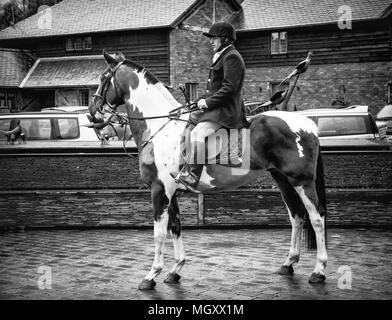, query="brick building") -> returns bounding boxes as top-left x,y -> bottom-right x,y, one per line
0,0 -> 391,113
